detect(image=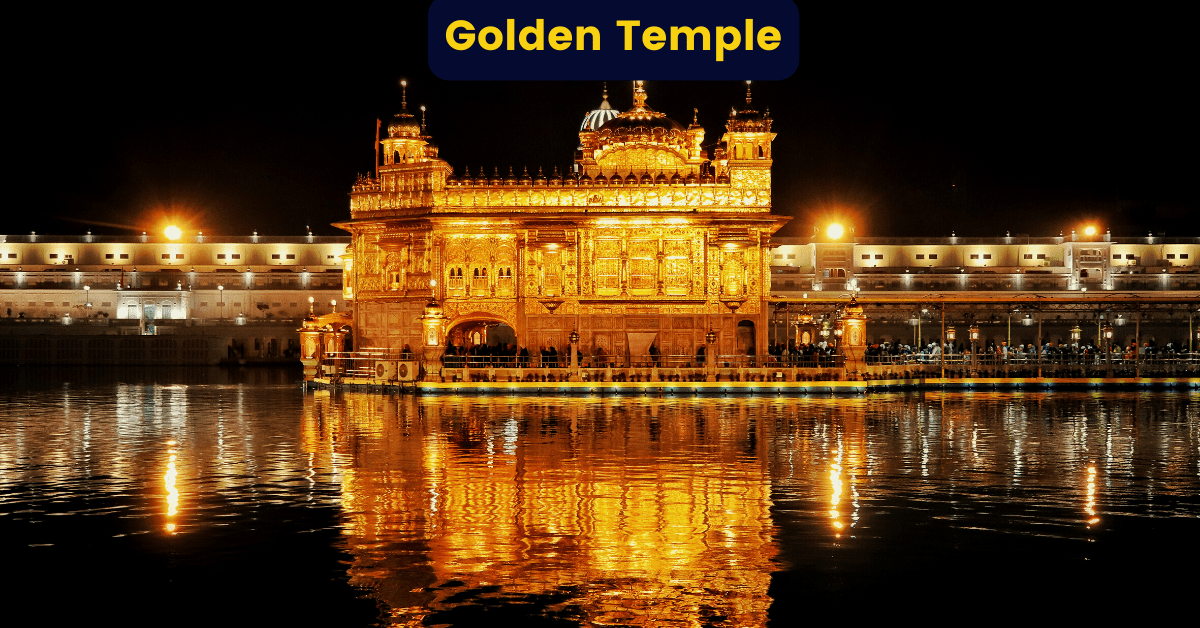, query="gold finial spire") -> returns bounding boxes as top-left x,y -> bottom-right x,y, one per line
400,79 -> 408,111
420,105 -> 426,132
745,80 -> 752,105
632,80 -> 647,111
693,107 -> 699,125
